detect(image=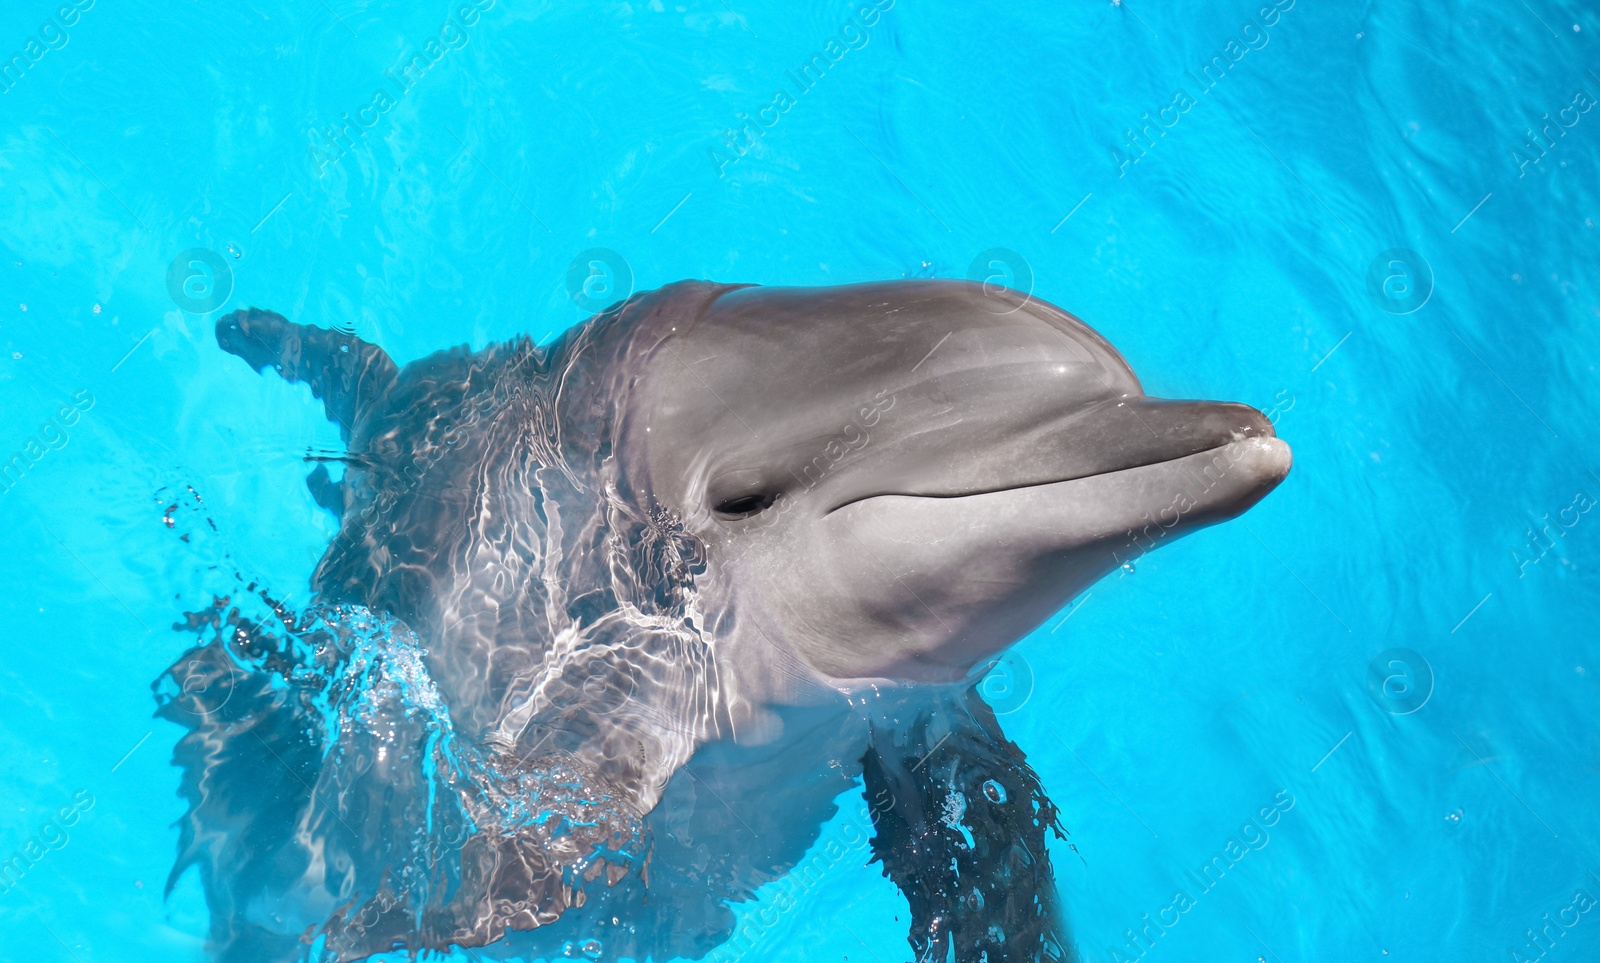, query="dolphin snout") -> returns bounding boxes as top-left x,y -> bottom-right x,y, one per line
1020,396 -> 1277,485
1193,399 -> 1275,440
1059,398 -> 1277,478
